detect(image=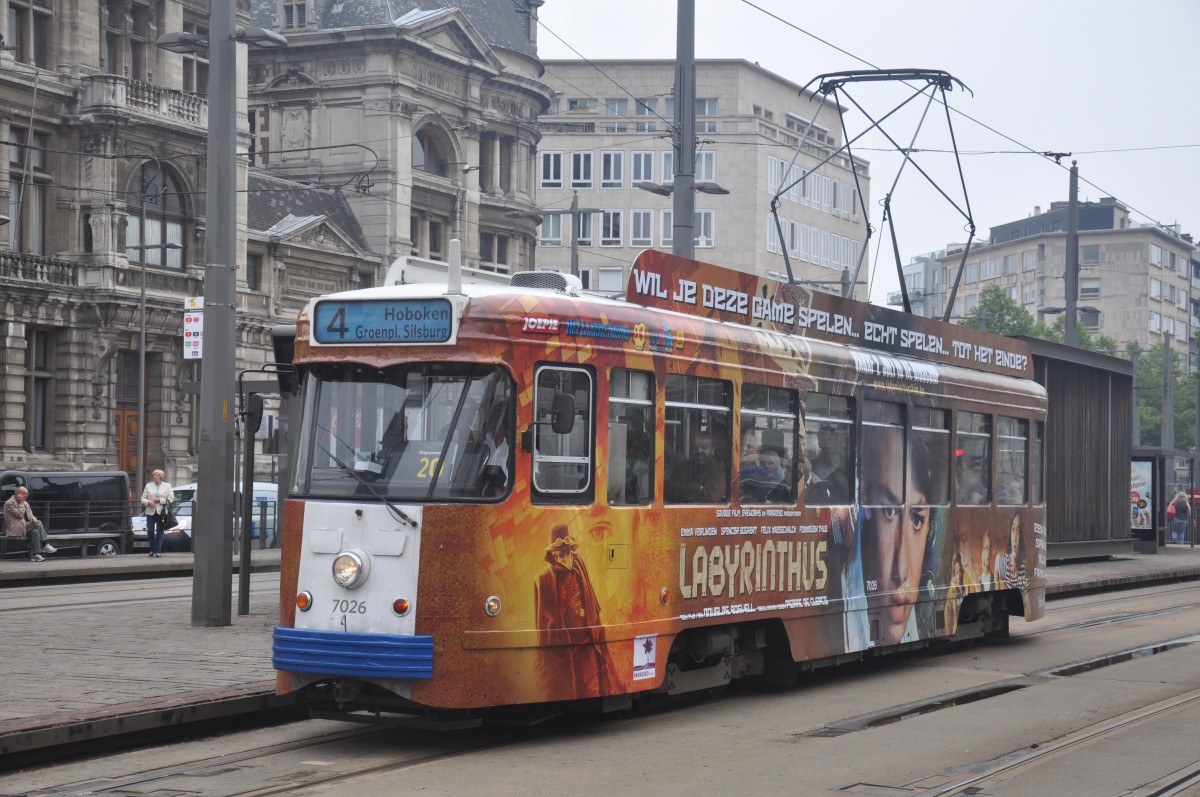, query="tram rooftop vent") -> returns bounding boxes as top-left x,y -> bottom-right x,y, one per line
509,271 -> 583,296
